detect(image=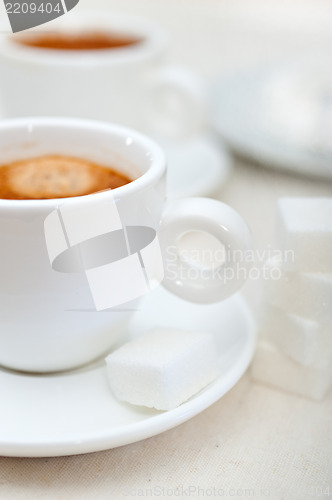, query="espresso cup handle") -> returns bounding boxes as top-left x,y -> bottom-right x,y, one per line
159,198 -> 252,303
147,66 -> 207,139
